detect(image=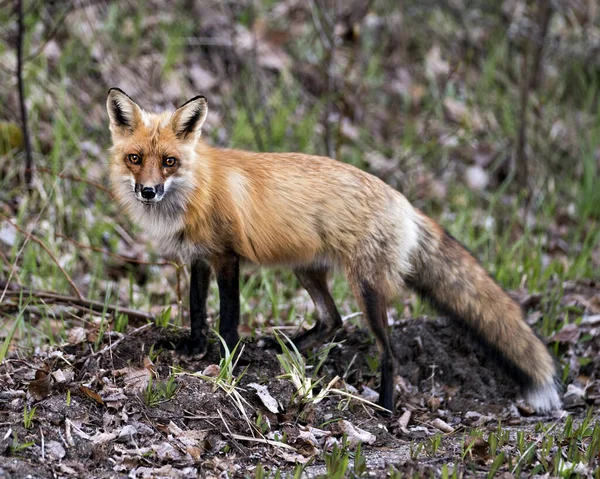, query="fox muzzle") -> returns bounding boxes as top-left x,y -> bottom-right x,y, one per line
135,183 -> 165,203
